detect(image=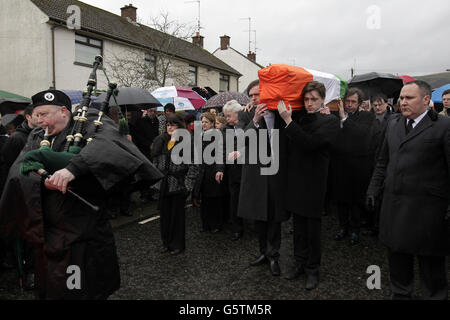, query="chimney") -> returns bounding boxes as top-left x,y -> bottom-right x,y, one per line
247,52 -> 256,62
121,4 -> 137,22
192,32 -> 204,48
220,35 -> 230,50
